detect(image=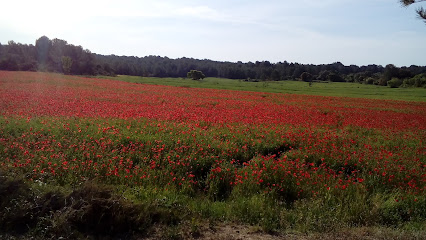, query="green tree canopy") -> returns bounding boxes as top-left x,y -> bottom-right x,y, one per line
187,70 -> 205,80
61,56 -> 73,75
300,72 -> 313,82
